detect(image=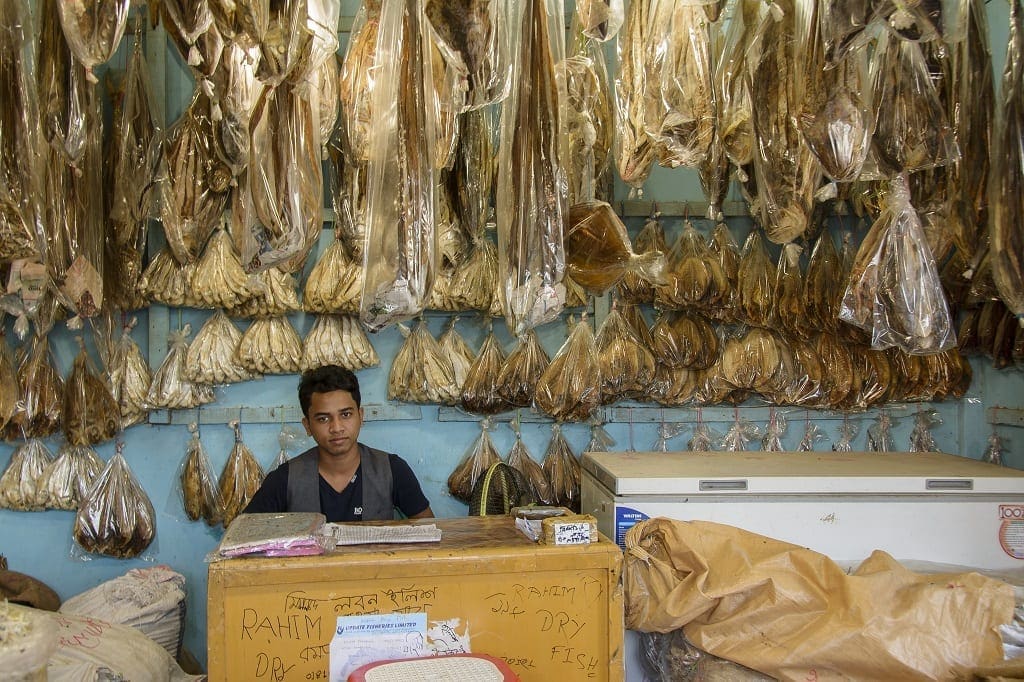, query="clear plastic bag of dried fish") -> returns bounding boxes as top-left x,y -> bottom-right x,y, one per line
438,317 -> 476,390
145,325 -> 215,410
185,310 -> 255,385
614,0 -> 660,194
101,320 -> 150,429
735,230 -> 775,328
721,413 -> 761,451
210,42 -> 262,184
460,327 -> 509,415
138,246 -> 201,308
542,424 -> 581,512
5,334 -> 63,440
576,0 -> 623,42
566,201 -> 666,296
191,229 -> 253,310
56,0 -> 129,83
803,231 -> 842,334
596,302 -> 656,404
657,221 -> 728,311
237,315 -> 303,375
63,337 -> 119,446
563,22 -> 614,205
772,243 -> 808,338
535,315 -> 602,423
0,439 -> 53,511
229,266 -> 302,318
650,311 -> 719,371
302,314 -> 380,372
179,423 -> 223,526
496,329 -> 550,408
303,236 -> 365,315
496,0 -> 569,335
38,442 -> 104,511
447,417 -> 502,503
74,442 -> 156,559
0,333 -> 18,434
339,0 -> 382,161
507,416 -> 552,503
218,420 -> 265,527
388,320 -> 459,404
618,213 -> 667,305
426,0 -> 511,110
161,0 -> 224,90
